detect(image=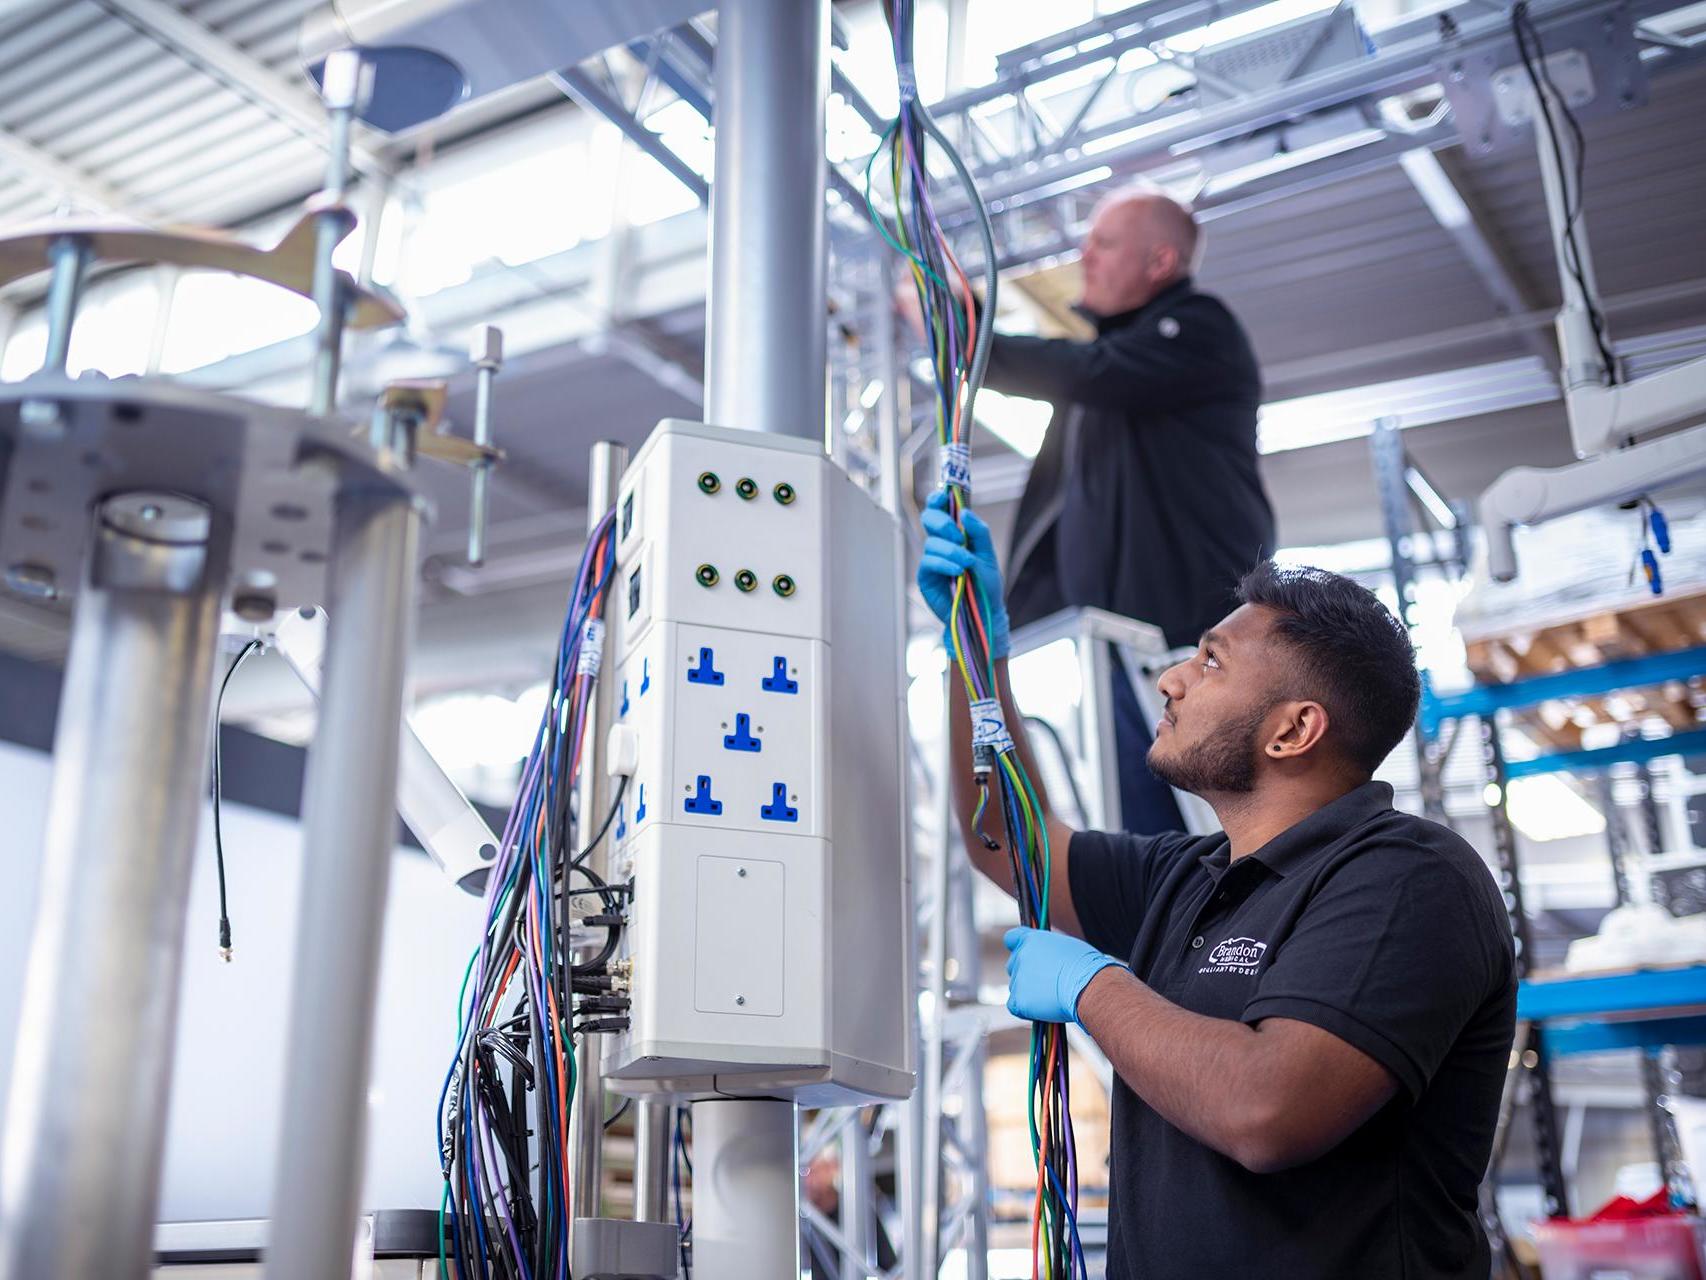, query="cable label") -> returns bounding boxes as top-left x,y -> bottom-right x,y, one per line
970,698 -> 1014,754
897,64 -> 917,101
939,442 -> 972,494
578,619 -> 605,678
